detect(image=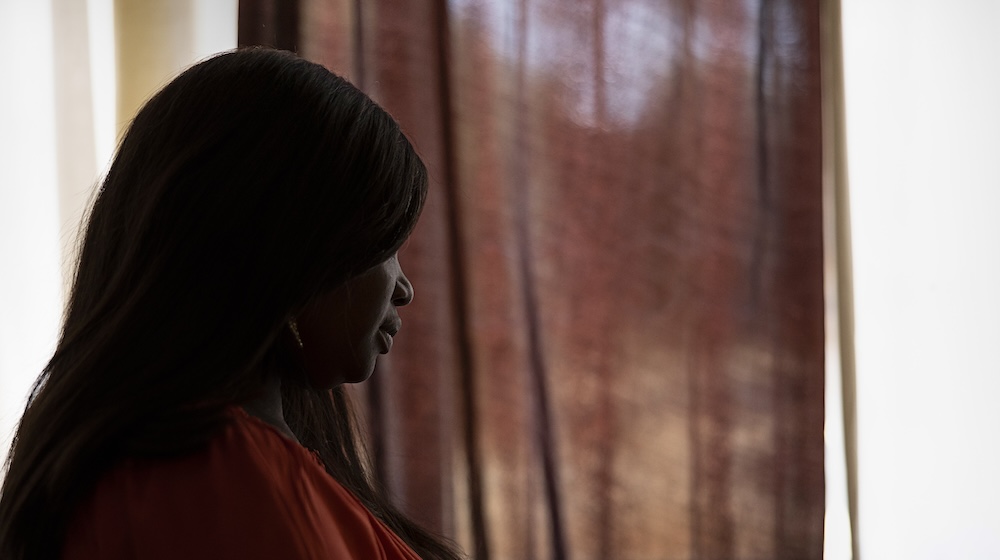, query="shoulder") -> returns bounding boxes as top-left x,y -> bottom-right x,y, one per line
63,408 -> 389,559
